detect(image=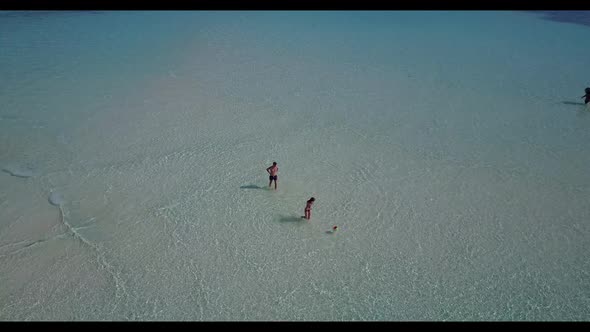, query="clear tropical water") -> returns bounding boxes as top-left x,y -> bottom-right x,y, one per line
0,11 -> 589,321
